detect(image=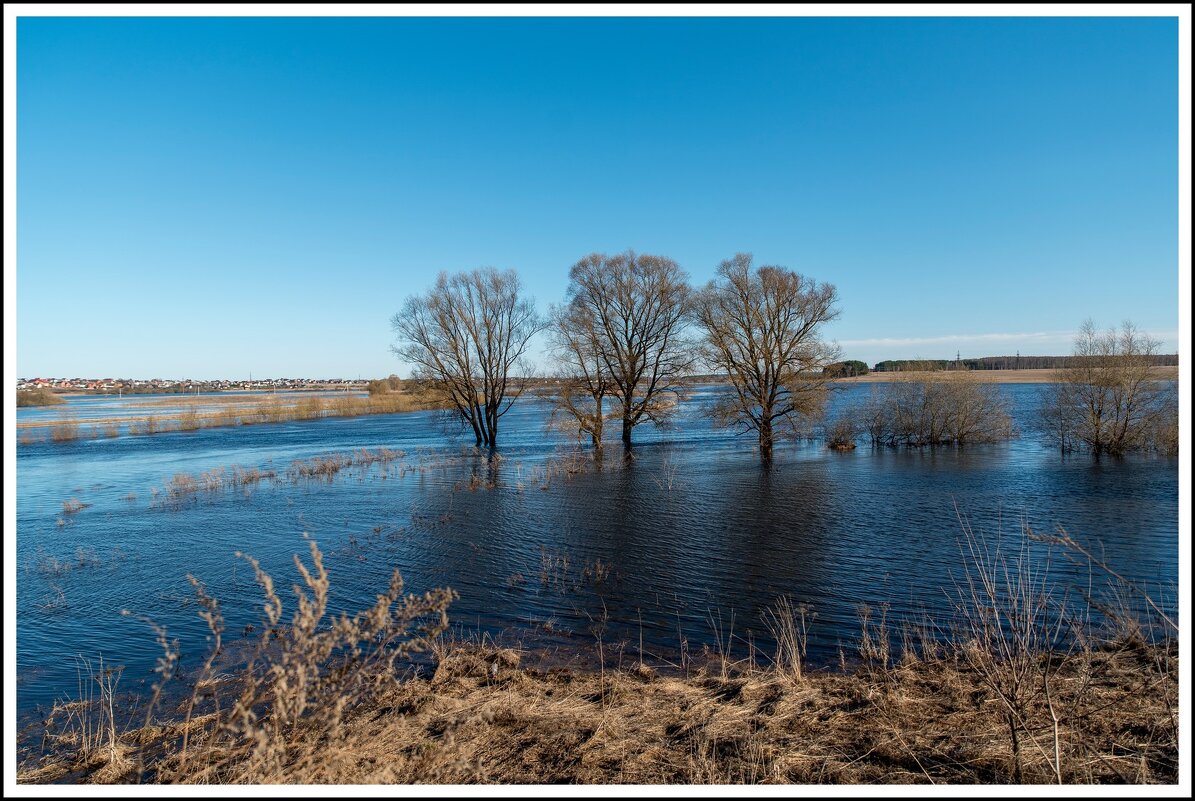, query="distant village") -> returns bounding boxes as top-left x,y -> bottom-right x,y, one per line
15,377 -> 369,393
